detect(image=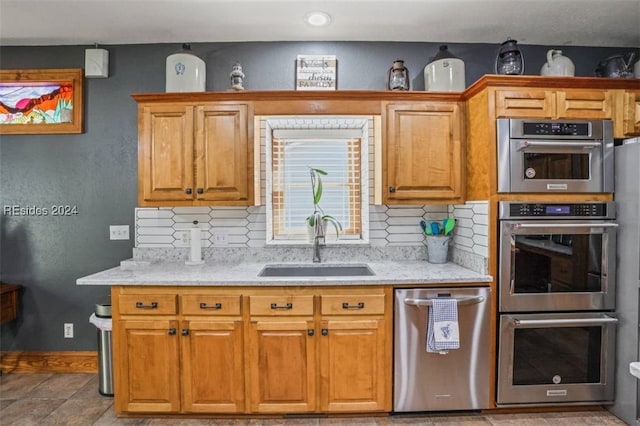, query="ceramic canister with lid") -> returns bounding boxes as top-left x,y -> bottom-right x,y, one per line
424,45 -> 465,92
166,44 -> 206,92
